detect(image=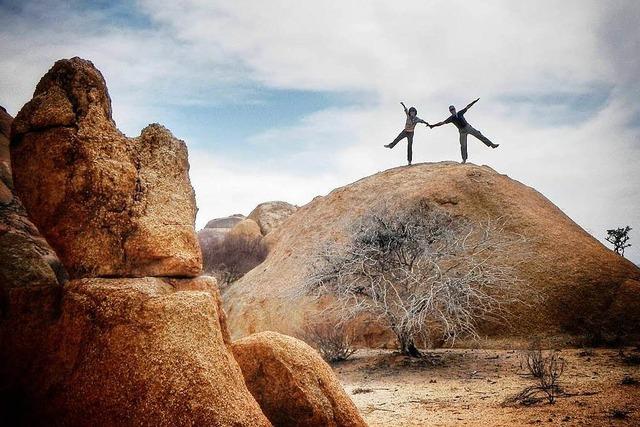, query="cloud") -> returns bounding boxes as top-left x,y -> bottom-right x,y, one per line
137,0 -> 612,97
1,0 -> 638,262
